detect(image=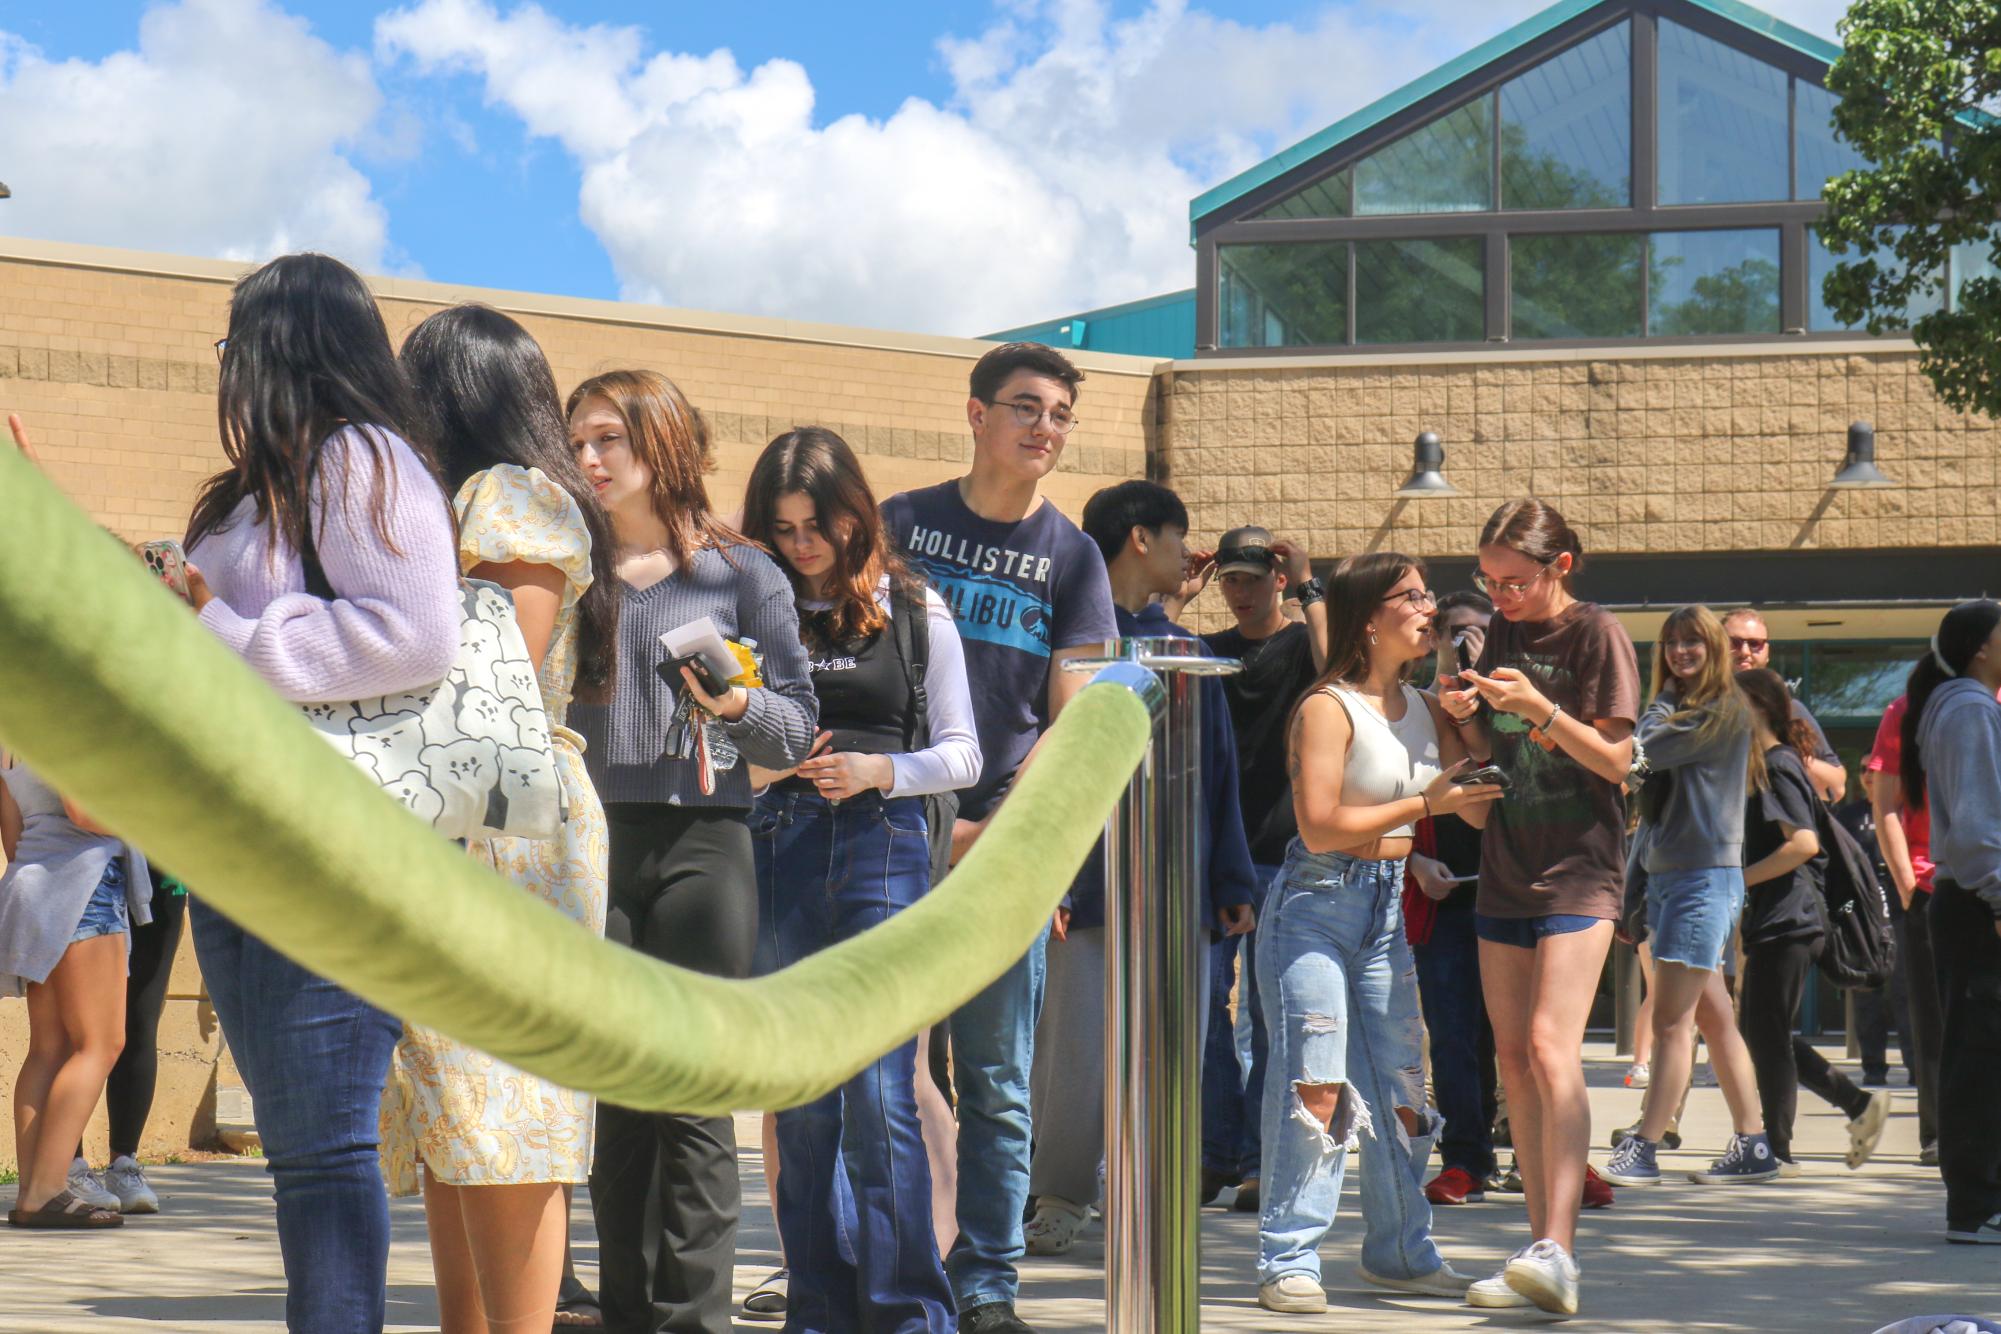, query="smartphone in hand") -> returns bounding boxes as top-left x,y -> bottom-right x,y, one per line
660,651 -> 729,697
139,539 -> 191,600
1456,763 -> 1509,788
